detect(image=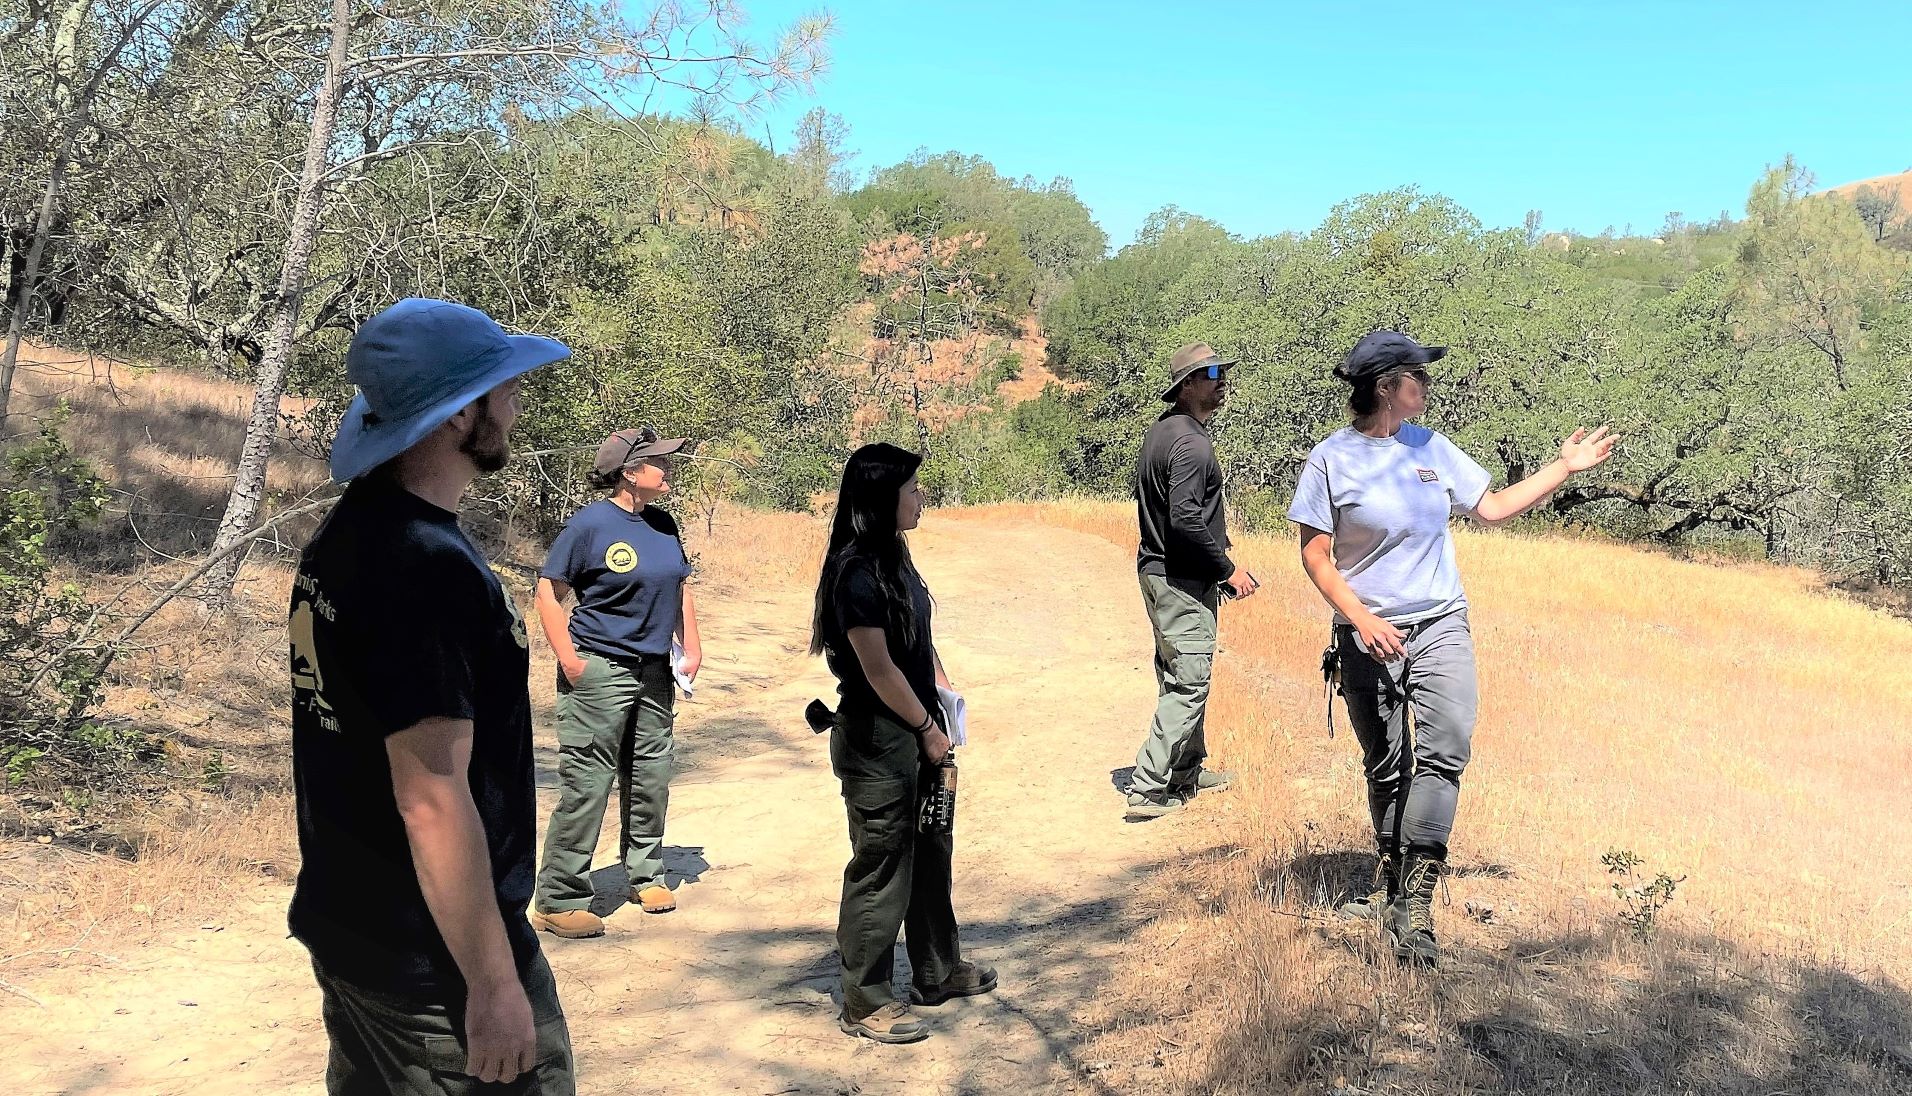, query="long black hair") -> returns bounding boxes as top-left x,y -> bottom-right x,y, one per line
809,442 -> 924,656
